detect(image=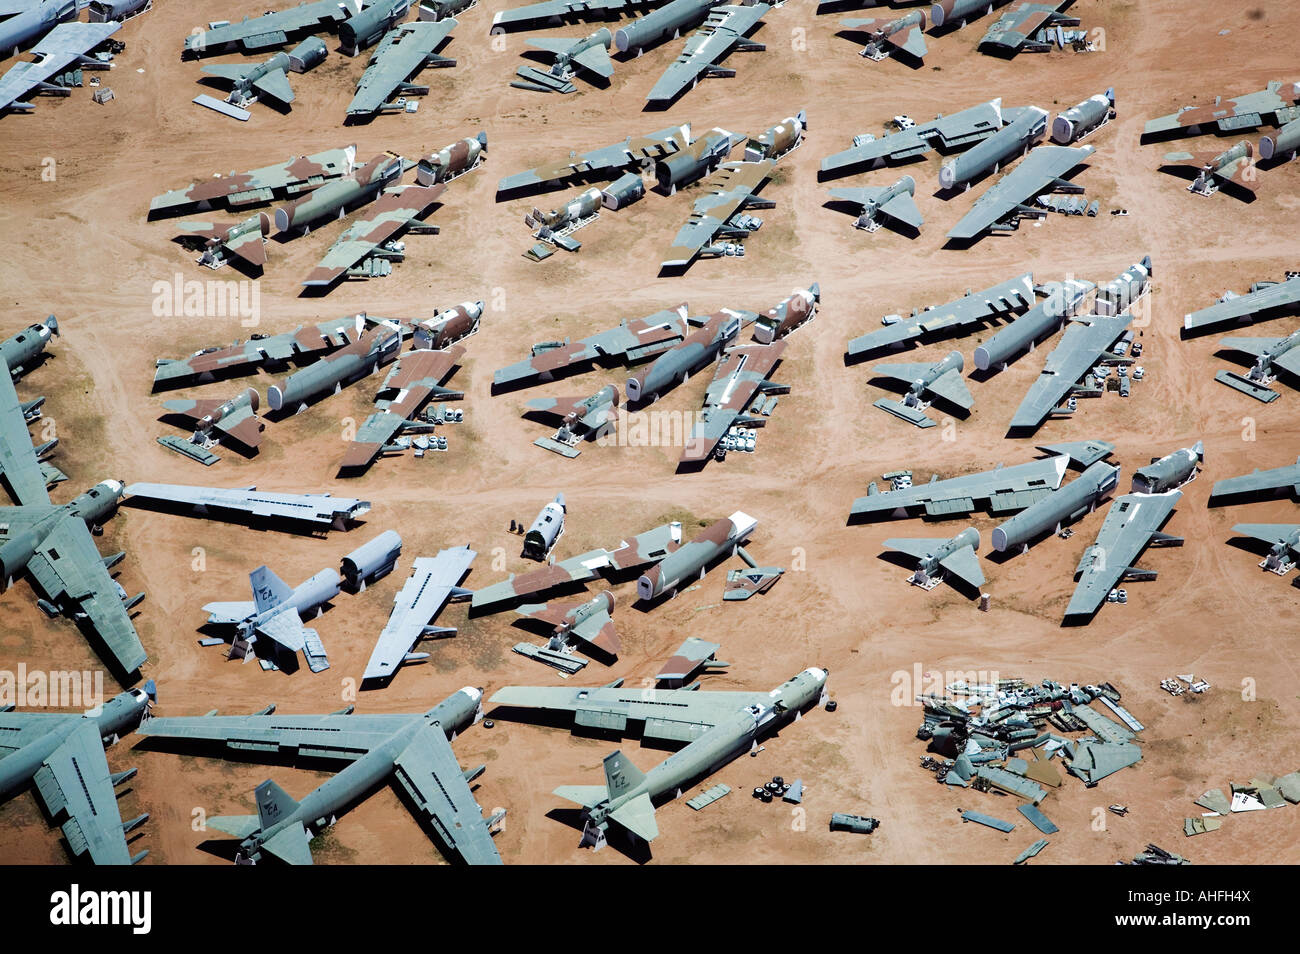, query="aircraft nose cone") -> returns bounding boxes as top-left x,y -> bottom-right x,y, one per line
104,479 -> 124,495
462,686 -> 483,703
